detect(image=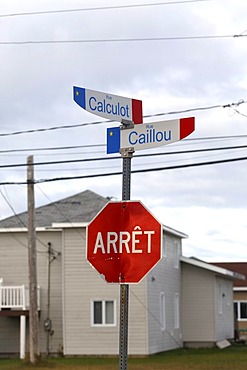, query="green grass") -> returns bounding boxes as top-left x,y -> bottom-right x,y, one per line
0,346 -> 247,370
